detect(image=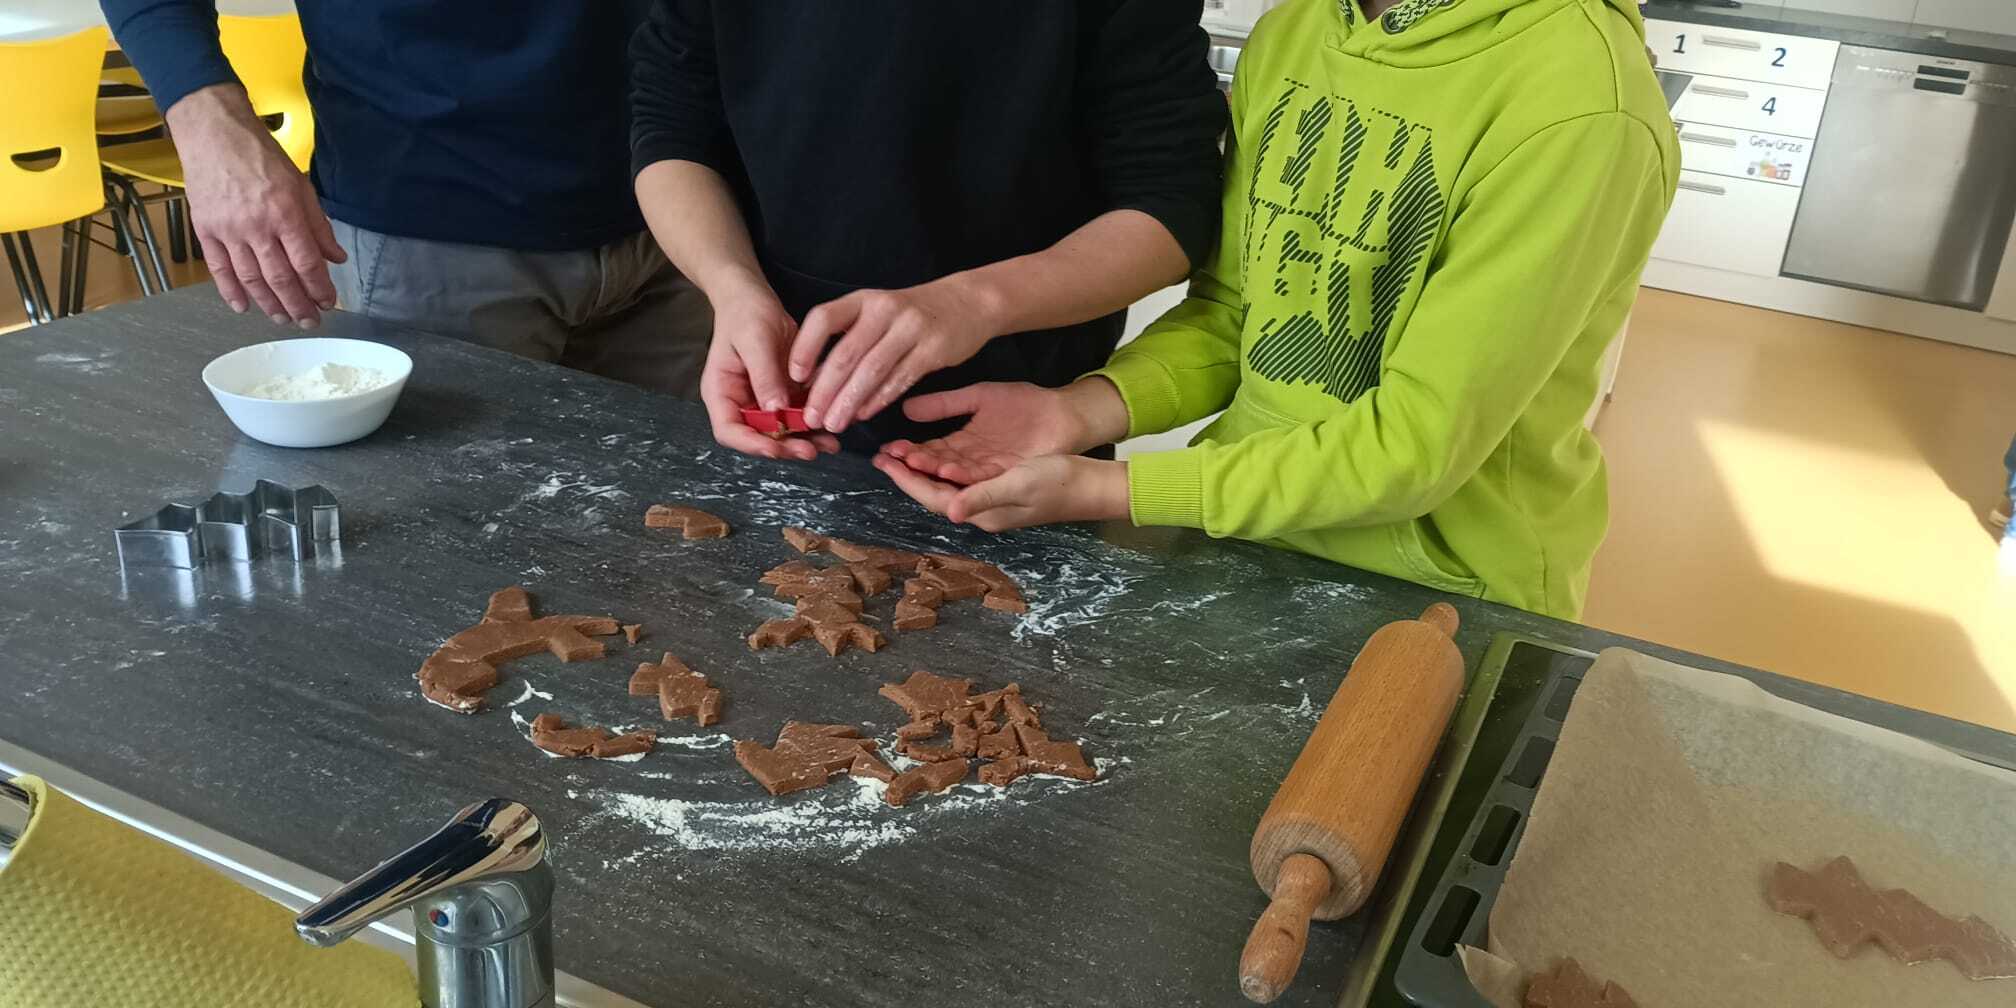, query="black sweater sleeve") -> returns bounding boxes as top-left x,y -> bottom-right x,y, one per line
1082,0 -> 1228,270
629,0 -> 735,179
